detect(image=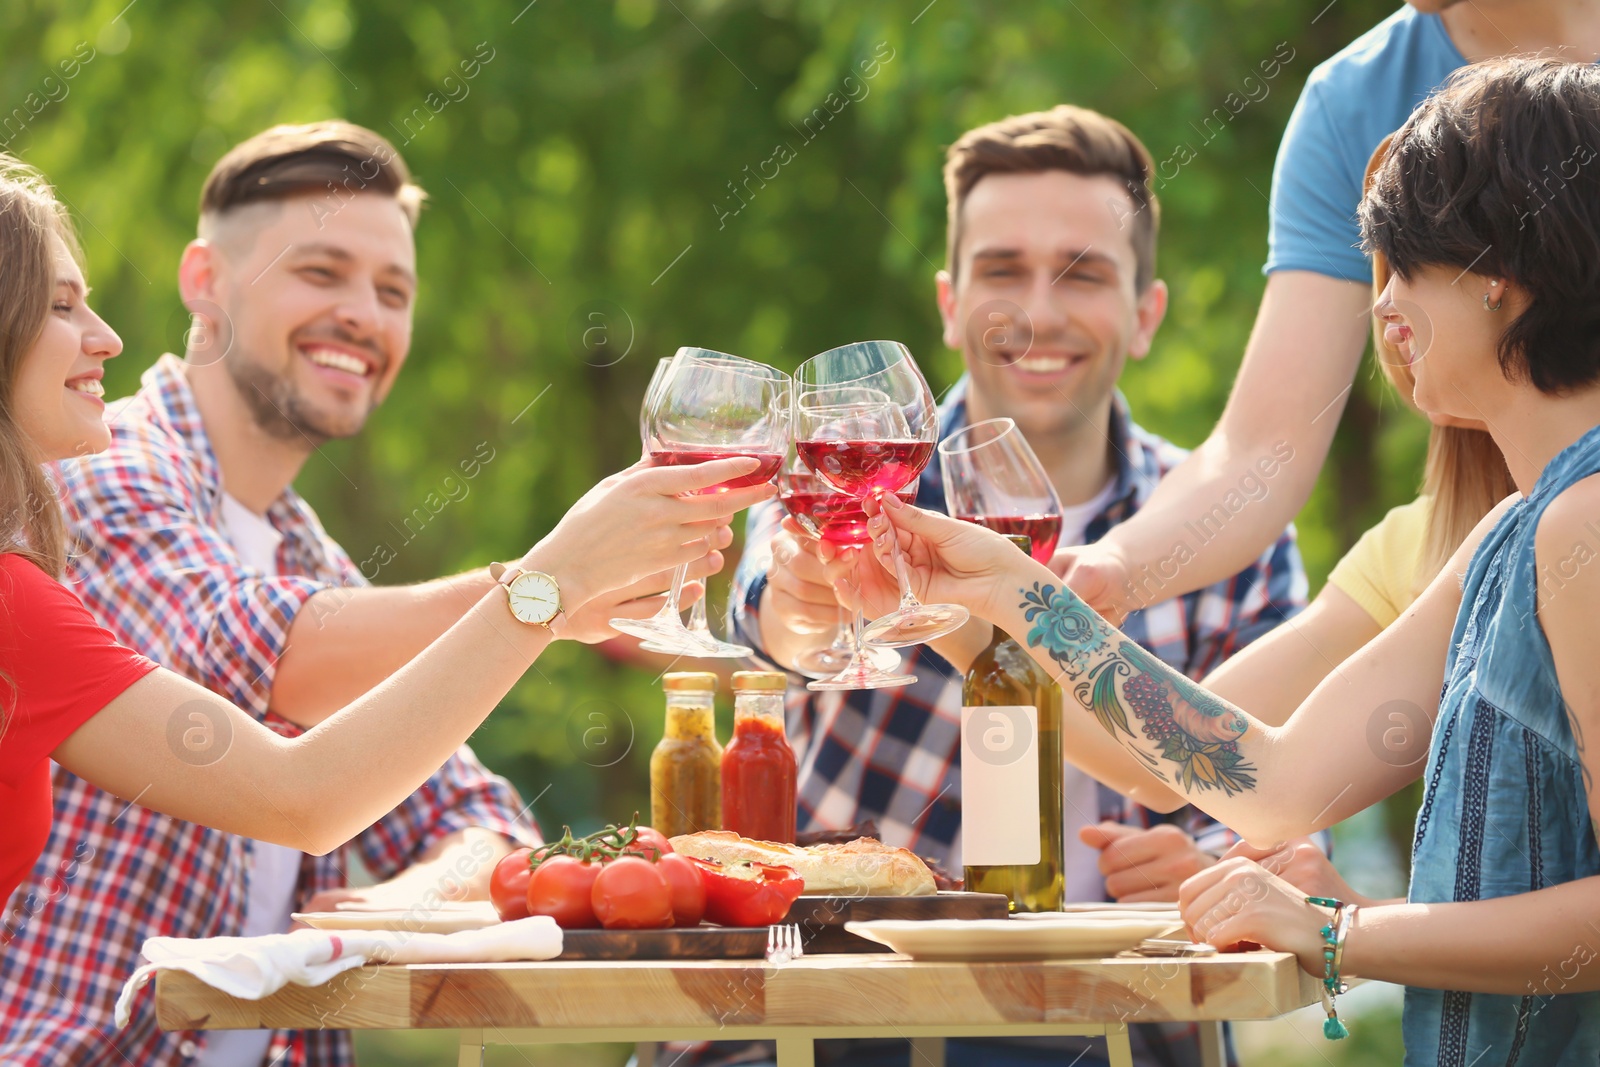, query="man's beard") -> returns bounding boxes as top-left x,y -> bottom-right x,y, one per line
226,345 -> 372,445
